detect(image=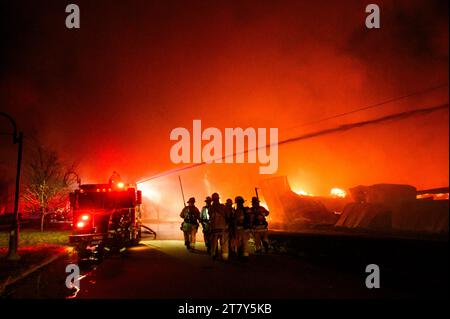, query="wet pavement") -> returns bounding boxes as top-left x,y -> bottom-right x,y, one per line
2,222 -> 445,299
3,248 -> 384,298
